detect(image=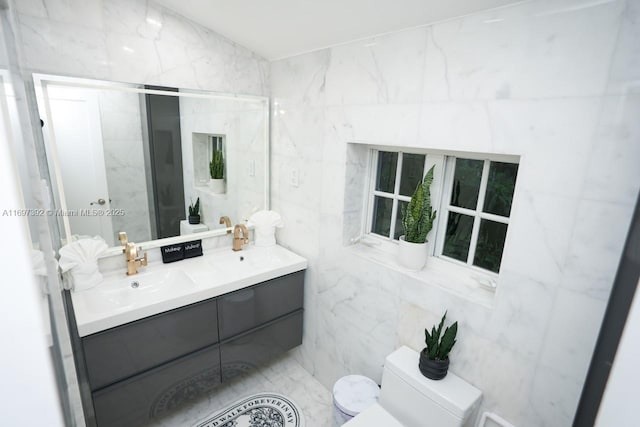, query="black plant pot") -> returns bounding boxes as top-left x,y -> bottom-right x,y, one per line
419,348 -> 450,380
188,215 -> 200,225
